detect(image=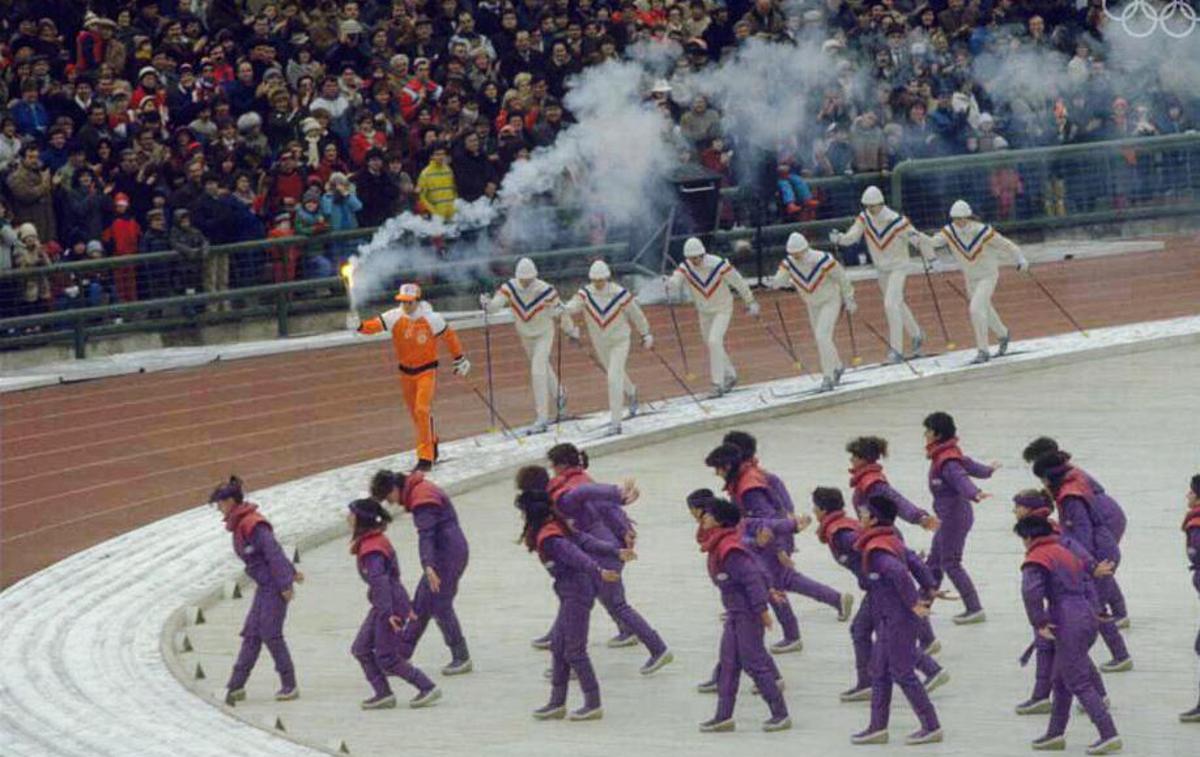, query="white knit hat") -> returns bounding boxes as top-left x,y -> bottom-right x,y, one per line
515,257 -> 537,279
683,237 -> 705,258
785,232 -> 809,254
588,260 -> 611,280
949,200 -> 972,219
861,185 -> 885,206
